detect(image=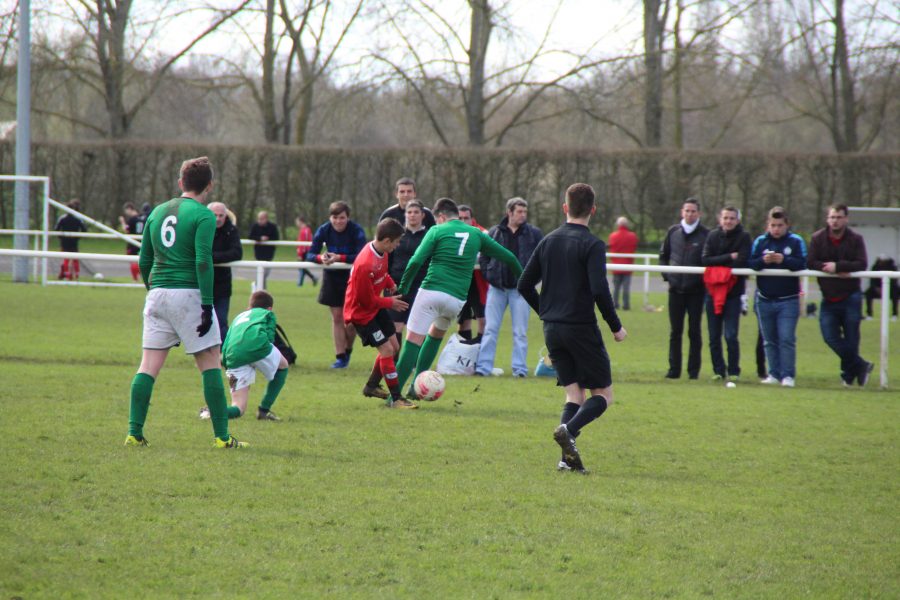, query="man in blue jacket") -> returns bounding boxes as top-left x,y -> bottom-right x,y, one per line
475,197 -> 543,377
749,207 -> 807,387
